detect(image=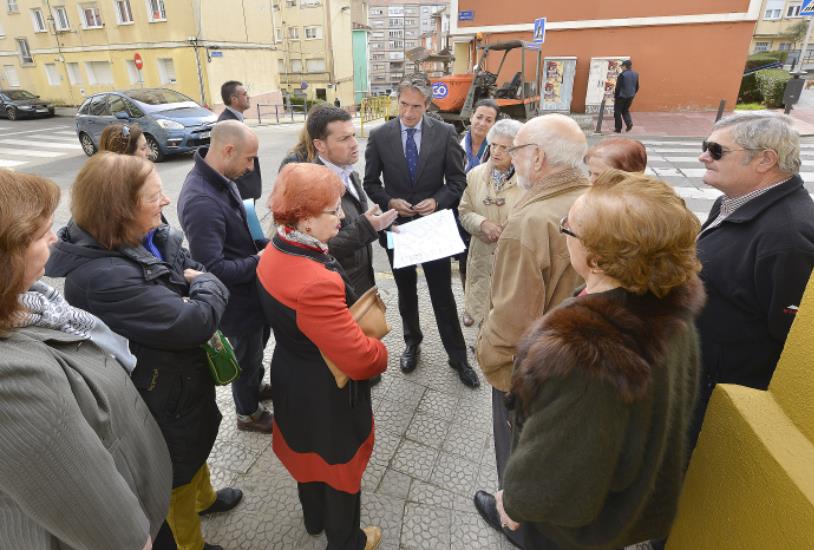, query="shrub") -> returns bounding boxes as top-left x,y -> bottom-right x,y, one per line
745,51 -> 788,73
755,69 -> 792,108
738,73 -> 761,103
